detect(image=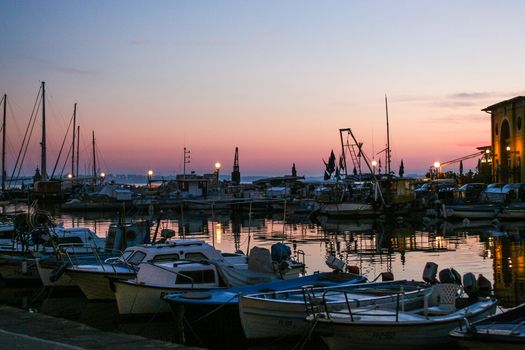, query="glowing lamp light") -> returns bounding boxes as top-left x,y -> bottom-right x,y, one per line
147,170 -> 153,177
67,173 -> 73,179
485,149 -> 490,154
215,162 -> 221,170
434,162 -> 441,169
371,160 -> 377,167
506,146 -> 511,151
100,172 -> 106,178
